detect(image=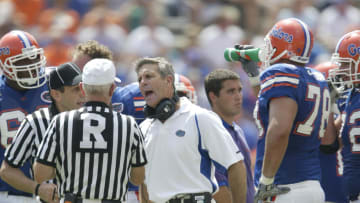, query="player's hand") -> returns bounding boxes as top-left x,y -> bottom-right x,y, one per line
38,183 -> 59,203
328,81 -> 340,104
254,183 -> 290,203
327,81 -> 341,114
234,44 -> 260,85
